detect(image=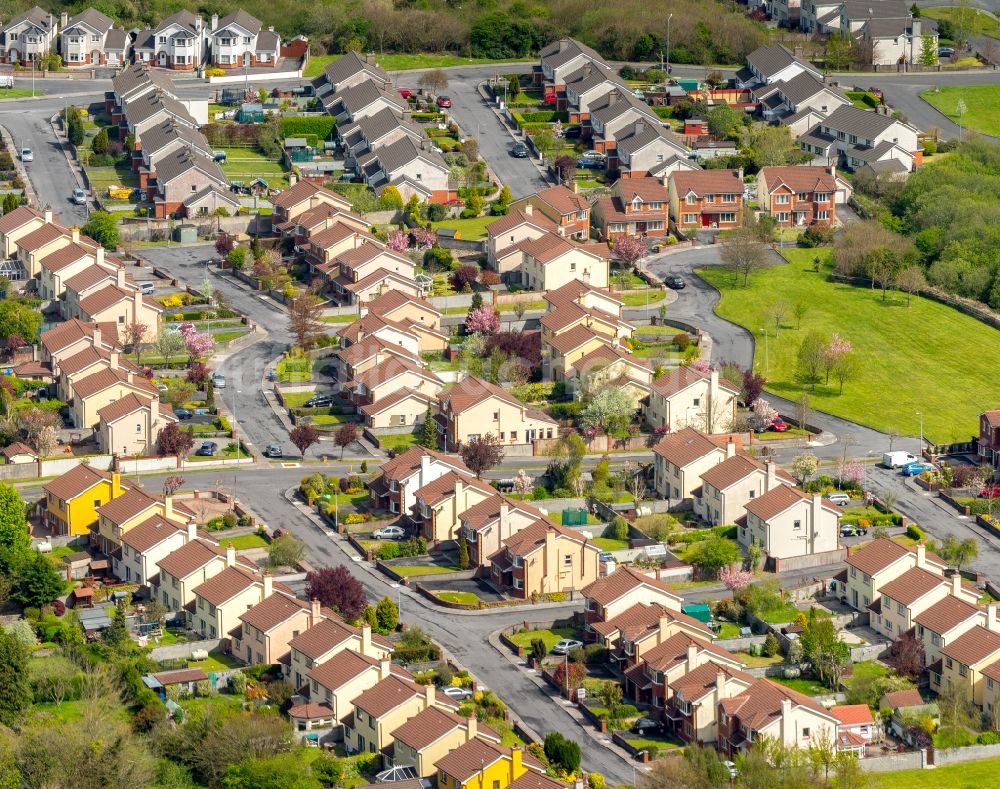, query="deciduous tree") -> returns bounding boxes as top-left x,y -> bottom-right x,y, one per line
721,226 -> 770,286
0,483 -> 29,560
688,537 -> 740,576
14,550 -> 64,608
123,322 -> 148,364
82,211 -> 119,249
155,328 -> 186,362
374,596 -> 399,634
419,69 -> 449,94
466,305 -> 500,334
796,330 -> 826,389
290,425 -> 320,457
886,630 -> 924,679
305,566 -> 367,621
612,235 -> 647,269
791,452 -> 820,485
750,397 -> 779,432
580,387 -> 635,435
459,433 -> 505,478
288,293 -> 325,350
268,533 -> 305,569
898,265 -> 927,305
158,423 -> 194,456
334,423 -> 359,459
